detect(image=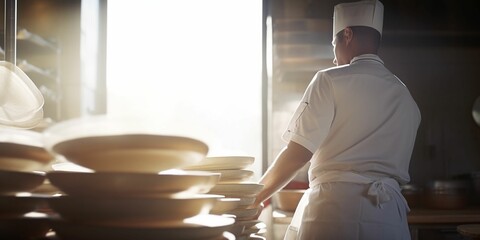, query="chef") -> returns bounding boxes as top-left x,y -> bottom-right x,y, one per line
253,0 -> 421,239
